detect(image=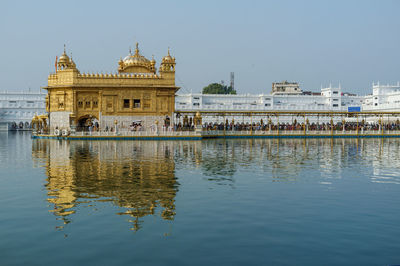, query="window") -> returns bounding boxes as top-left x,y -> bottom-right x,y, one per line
333,99 -> 338,102
333,91 -> 338,94
375,103 -> 378,106
133,99 -> 140,108
93,100 -> 98,108
265,98 -> 271,101
85,101 -> 91,108
194,97 -> 200,100
78,101 -> 83,108
265,103 -> 271,106
123,99 -> 130,108
58,102 -> 64,109
333,104 -> 339,107
193,103 -> 200,106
